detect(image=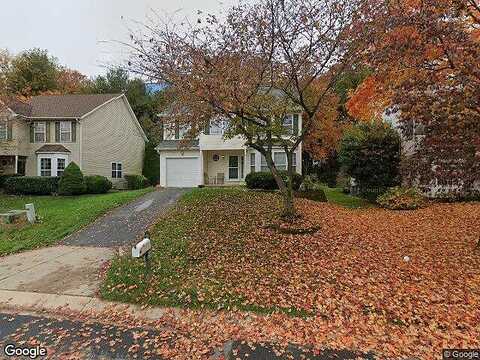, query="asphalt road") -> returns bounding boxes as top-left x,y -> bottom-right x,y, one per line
62,188 -> 186,248
0,312 -> 376,360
